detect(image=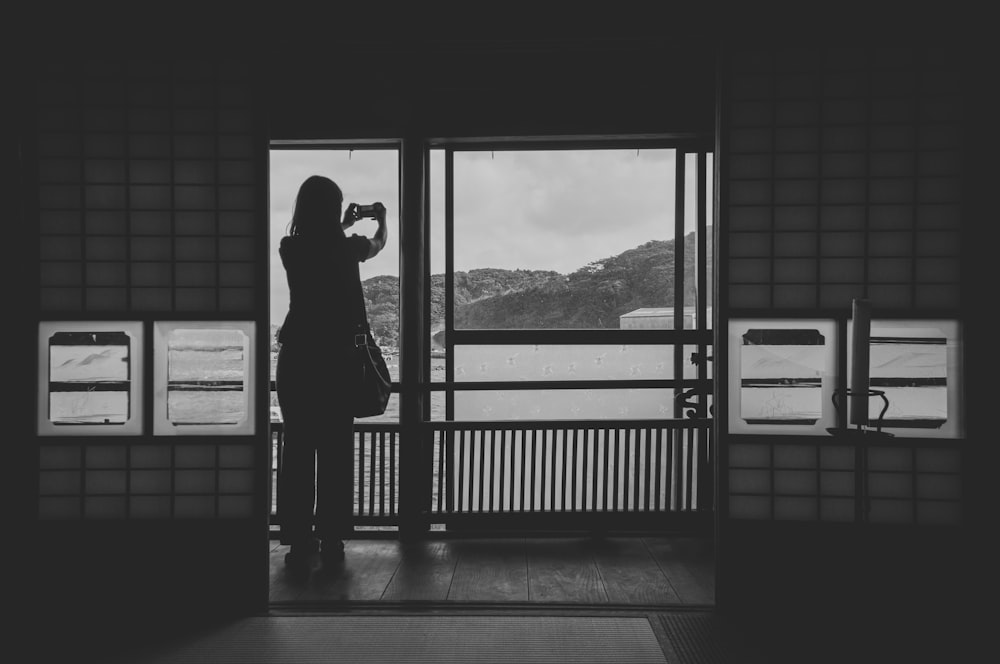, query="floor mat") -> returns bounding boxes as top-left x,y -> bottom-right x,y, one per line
110,615 -> 669,663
